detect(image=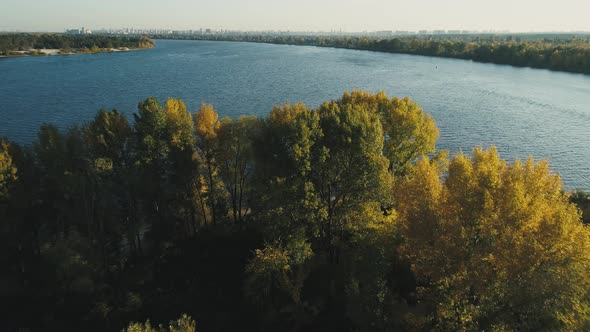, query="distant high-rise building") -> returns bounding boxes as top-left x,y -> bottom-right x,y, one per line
66,27 -> 92,35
